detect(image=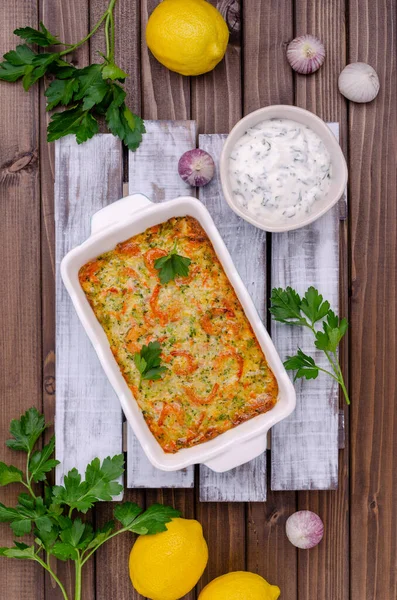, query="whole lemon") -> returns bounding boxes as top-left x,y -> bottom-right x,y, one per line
198,571 -> 281,600
129,517 -> 208,600
146,0 -> 229,76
